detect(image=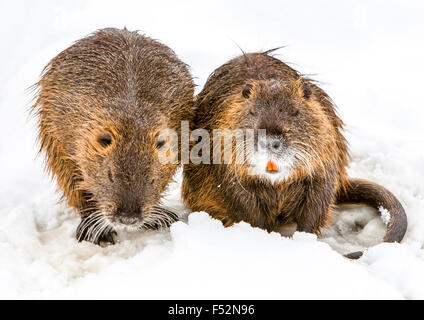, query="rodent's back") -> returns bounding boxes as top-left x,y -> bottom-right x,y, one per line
36,28 -> 193,124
